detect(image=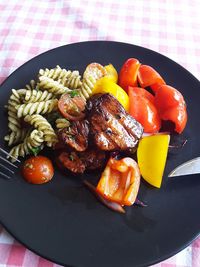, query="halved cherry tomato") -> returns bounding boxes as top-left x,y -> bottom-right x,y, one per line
128,88 -> 161,133
138,65 -> 165,93
128,86 -> 155,105
22,156 -> 54,184
83,62 -> 107,79
155,85 -> 187,133
58,93 -> 86,121
118,58 -> 140,91
96,157 -> 141,206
